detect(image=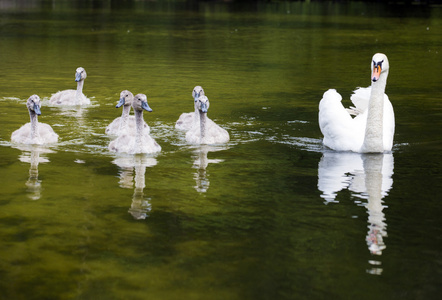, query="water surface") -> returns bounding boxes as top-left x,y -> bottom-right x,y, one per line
0,1 -> 441,299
